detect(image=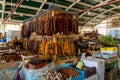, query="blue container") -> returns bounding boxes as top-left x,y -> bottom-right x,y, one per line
70,68 -> 85,80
